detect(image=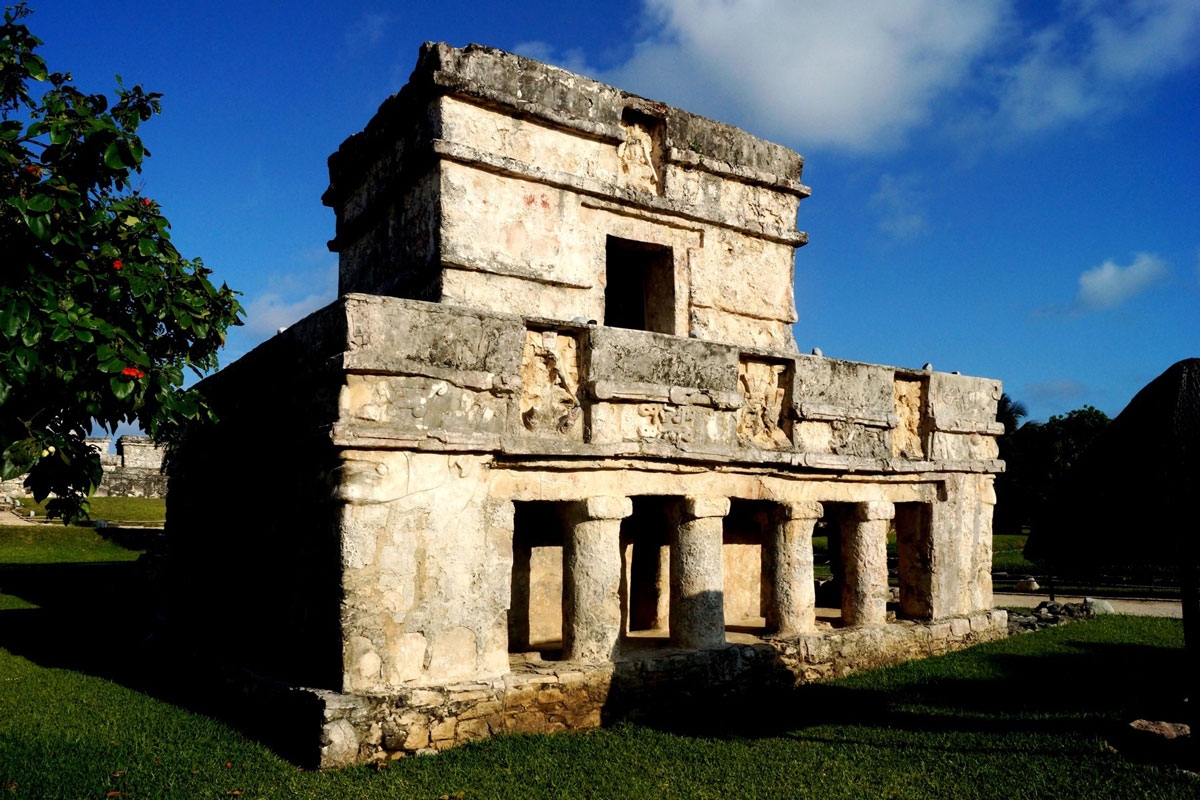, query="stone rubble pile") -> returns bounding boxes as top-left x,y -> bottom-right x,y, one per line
1006,599 -> 1114,634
